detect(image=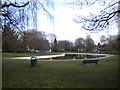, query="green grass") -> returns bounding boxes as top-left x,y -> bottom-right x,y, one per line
2,52 -> 61,57
2,53 -> 119,88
